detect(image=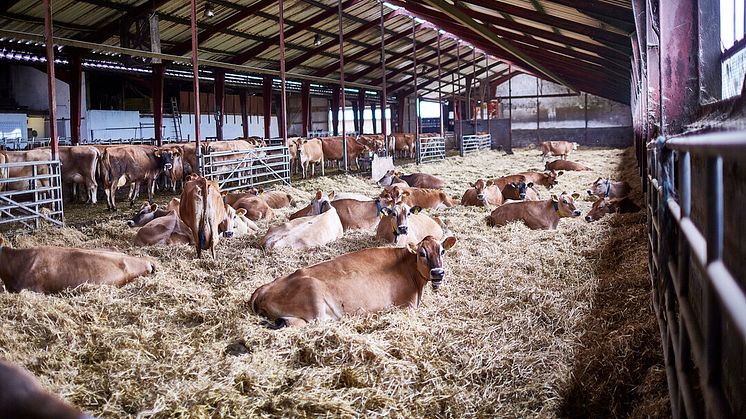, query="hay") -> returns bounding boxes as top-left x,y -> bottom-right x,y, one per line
0,147 -> 668,417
